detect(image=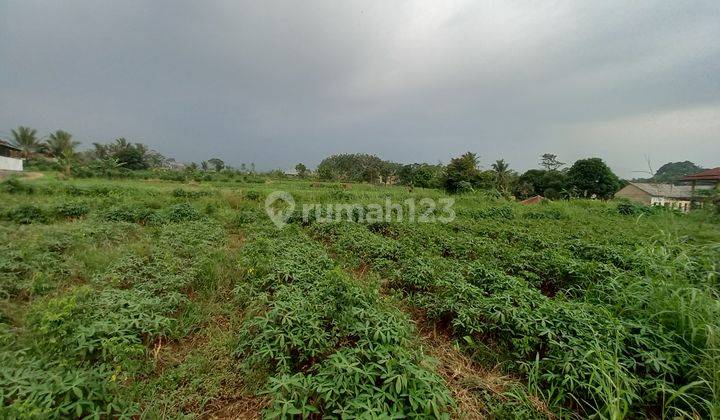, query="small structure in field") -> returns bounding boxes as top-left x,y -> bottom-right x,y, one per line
0,139 -> 23,171
614,182 -> 706,212
520,195 -> 545,205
